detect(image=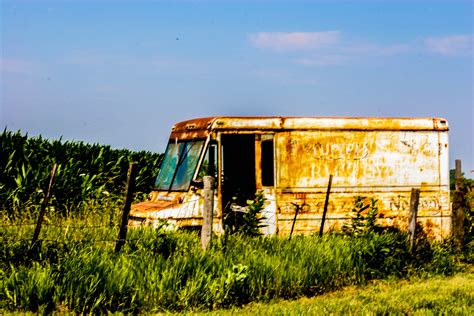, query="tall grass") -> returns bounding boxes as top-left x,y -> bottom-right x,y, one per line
0,219 -> 463,314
